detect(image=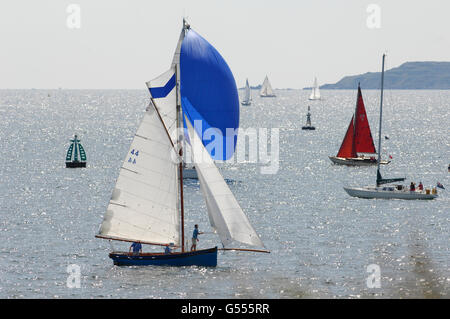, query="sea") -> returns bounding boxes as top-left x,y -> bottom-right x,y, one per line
0,88 -> 448,298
